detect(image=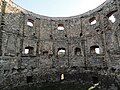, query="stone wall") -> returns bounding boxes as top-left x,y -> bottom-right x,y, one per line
0,0 -> 120,89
